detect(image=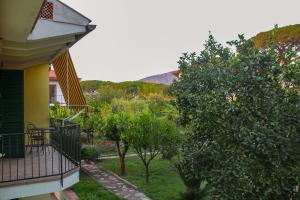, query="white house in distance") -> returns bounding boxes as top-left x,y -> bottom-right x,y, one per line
49,69 -> 66,105
49,68 -> 83,106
